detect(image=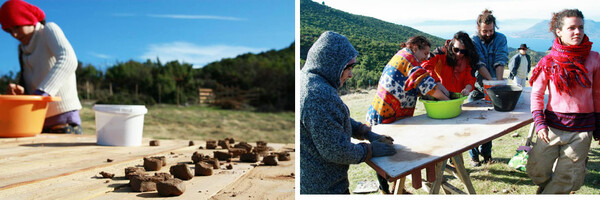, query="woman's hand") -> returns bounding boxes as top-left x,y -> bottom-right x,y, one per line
537,128 -> 550,144
461,85 -> 473,96
6,83 -> 24,95
430,83 -> 450,100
